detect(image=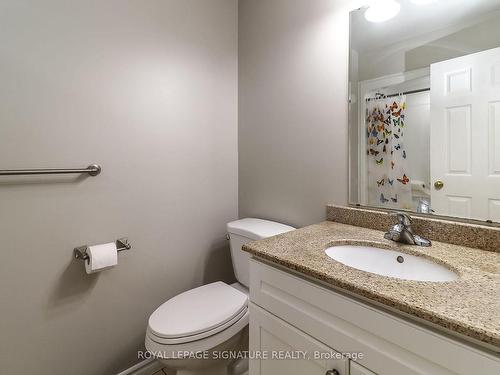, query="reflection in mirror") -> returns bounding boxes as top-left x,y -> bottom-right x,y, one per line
348,0 -> 500,224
